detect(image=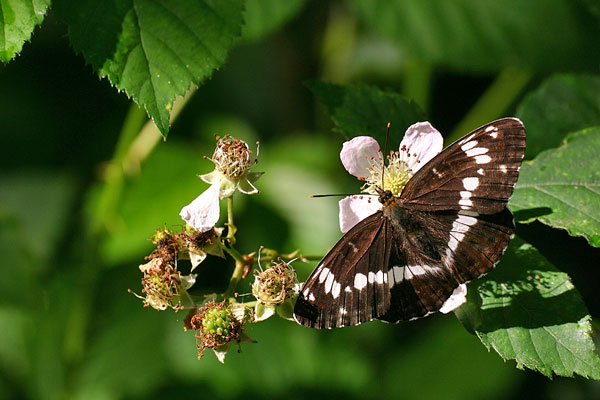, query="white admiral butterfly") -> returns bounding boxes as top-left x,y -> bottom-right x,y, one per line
294,118 -> 526,329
